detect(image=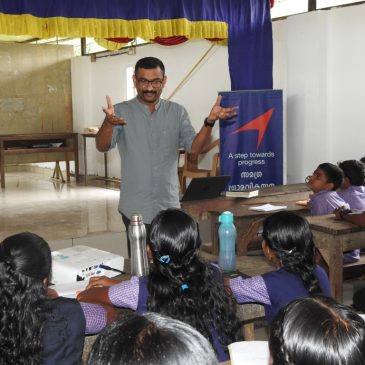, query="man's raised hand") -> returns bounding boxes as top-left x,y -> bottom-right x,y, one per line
207,95 -> 239,123
103,95 -> 126,125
